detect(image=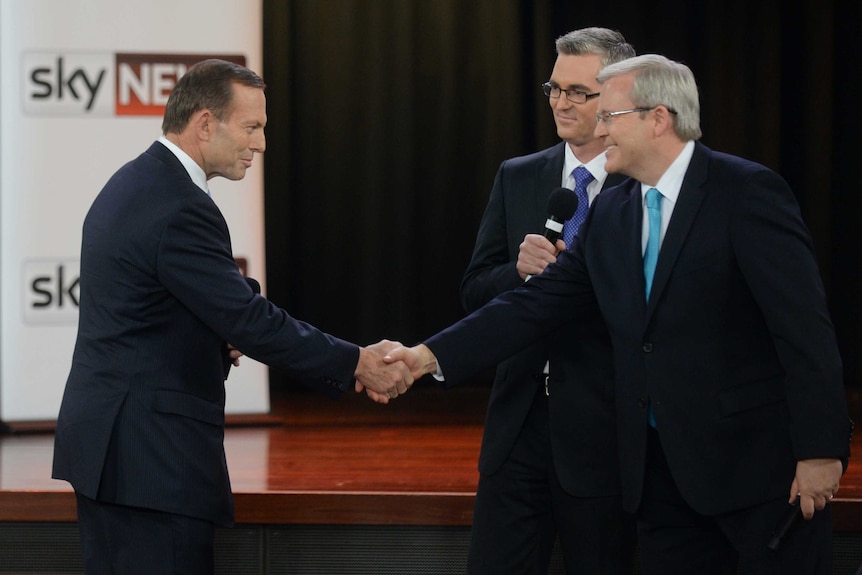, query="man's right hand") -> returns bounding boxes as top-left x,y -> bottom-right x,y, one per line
517,234 -> 567,279
353,346 -> 413,404
384,344 -> 438,382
